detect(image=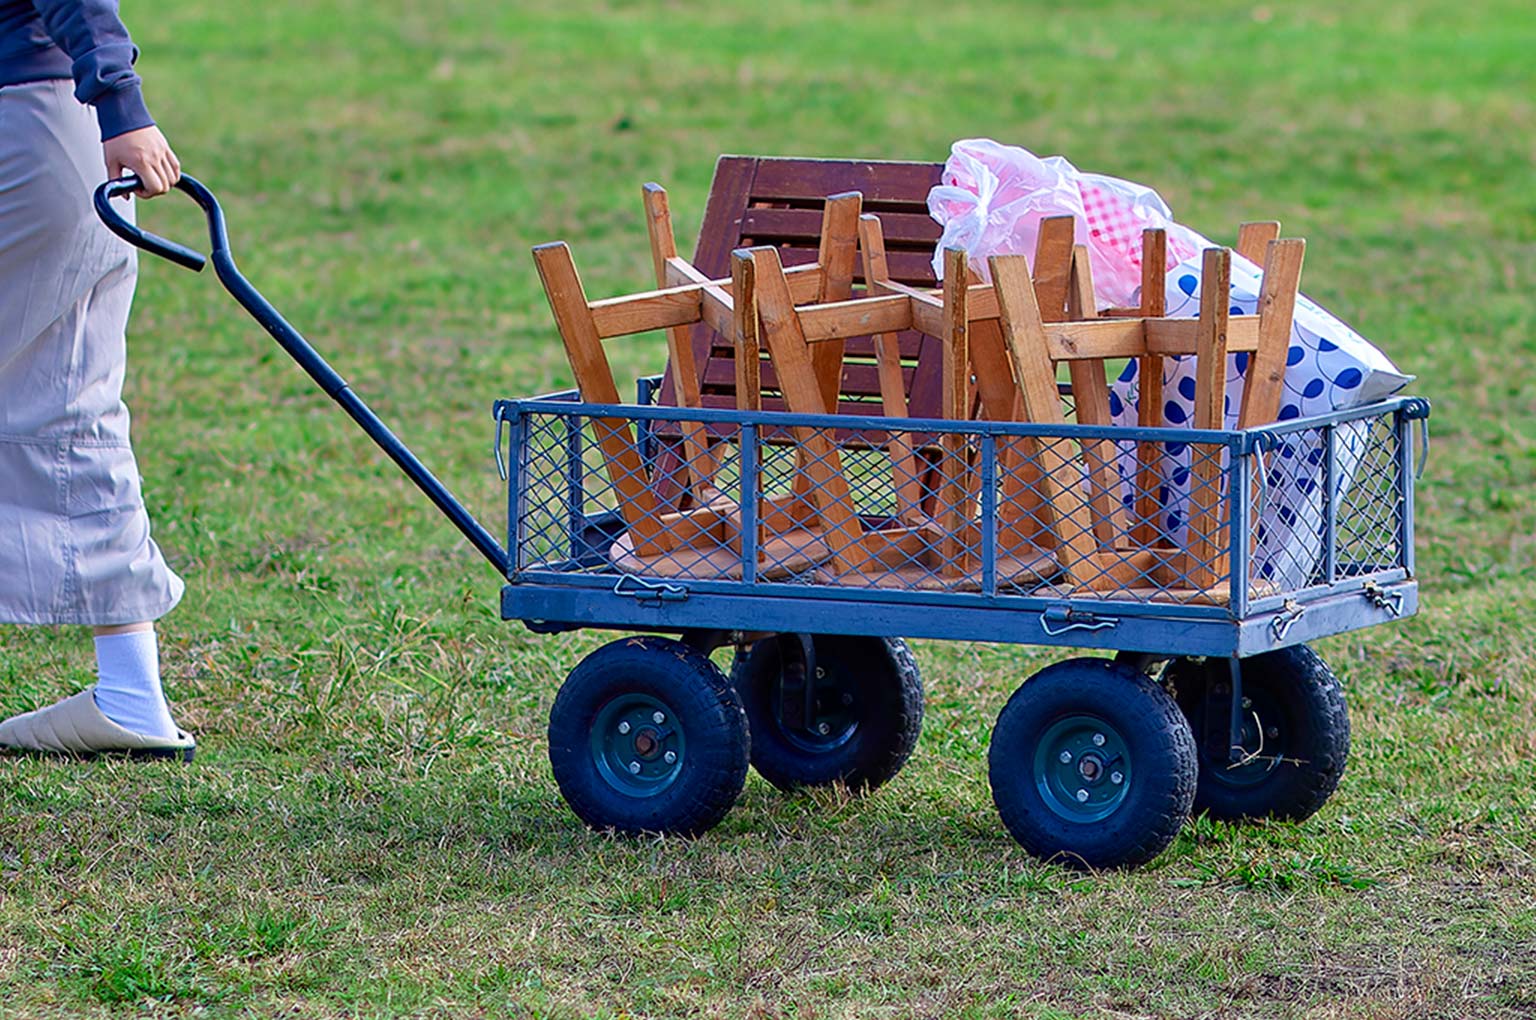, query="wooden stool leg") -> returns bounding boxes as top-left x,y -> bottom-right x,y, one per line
991,253 -> 1100,587
1237,237 -> 1306,560
1133,228 -> 1168,546
1235,221 -> 1281,265
811,191 -> 862,413
750,247 -> 866,574
642,183 -> 717,495
532,242 -> 672,555
858,213 -> 925,524
791,192 -> 863,506
1185,248 -> 1233,589
938,248 -> 972,576
1064,246 -> 1126,547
